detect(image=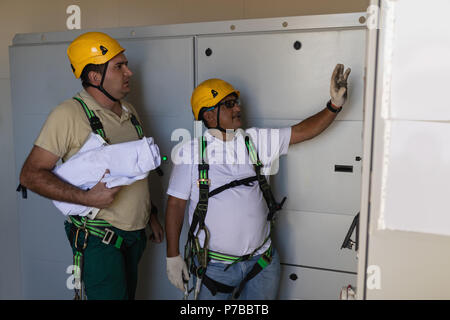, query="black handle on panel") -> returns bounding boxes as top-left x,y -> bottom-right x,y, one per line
334,165 -> 353,173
